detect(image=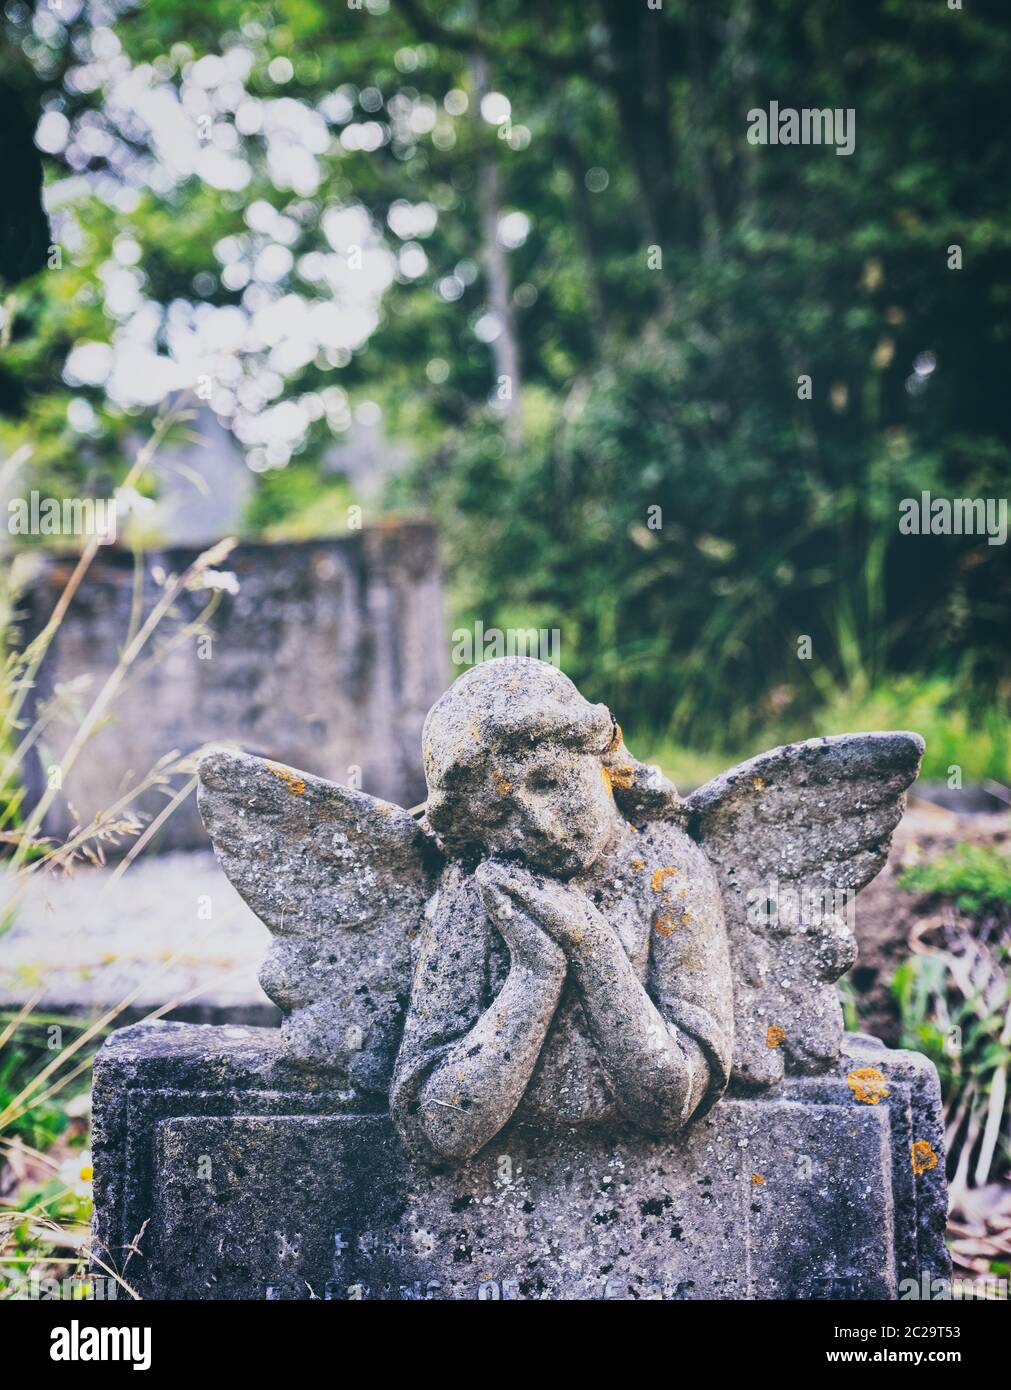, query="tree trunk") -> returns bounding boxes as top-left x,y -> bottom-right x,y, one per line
470,50 -> 523,447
